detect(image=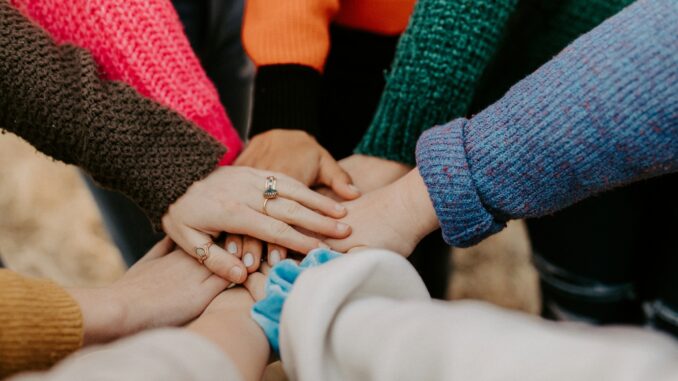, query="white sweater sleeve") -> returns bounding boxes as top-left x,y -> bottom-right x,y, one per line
280,250 -> 678,381
10,329 -> 243,381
